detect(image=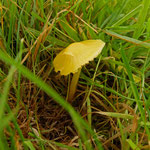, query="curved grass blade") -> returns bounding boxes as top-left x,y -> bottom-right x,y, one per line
0,49 -> 104,150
